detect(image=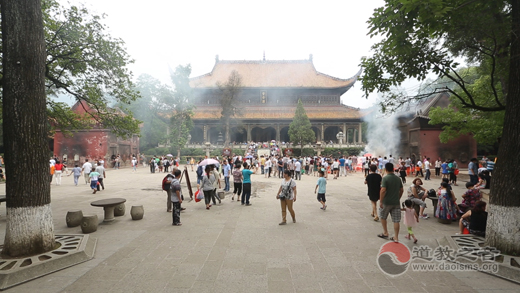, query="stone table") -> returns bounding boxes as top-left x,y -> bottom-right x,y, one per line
90,198 -> 126,222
